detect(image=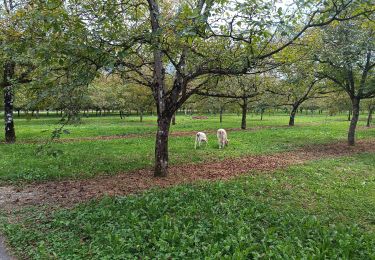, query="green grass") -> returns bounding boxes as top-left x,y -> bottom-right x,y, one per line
2,153 -> 375,259
6,112 -> 368,140
1,114 -> 374,184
